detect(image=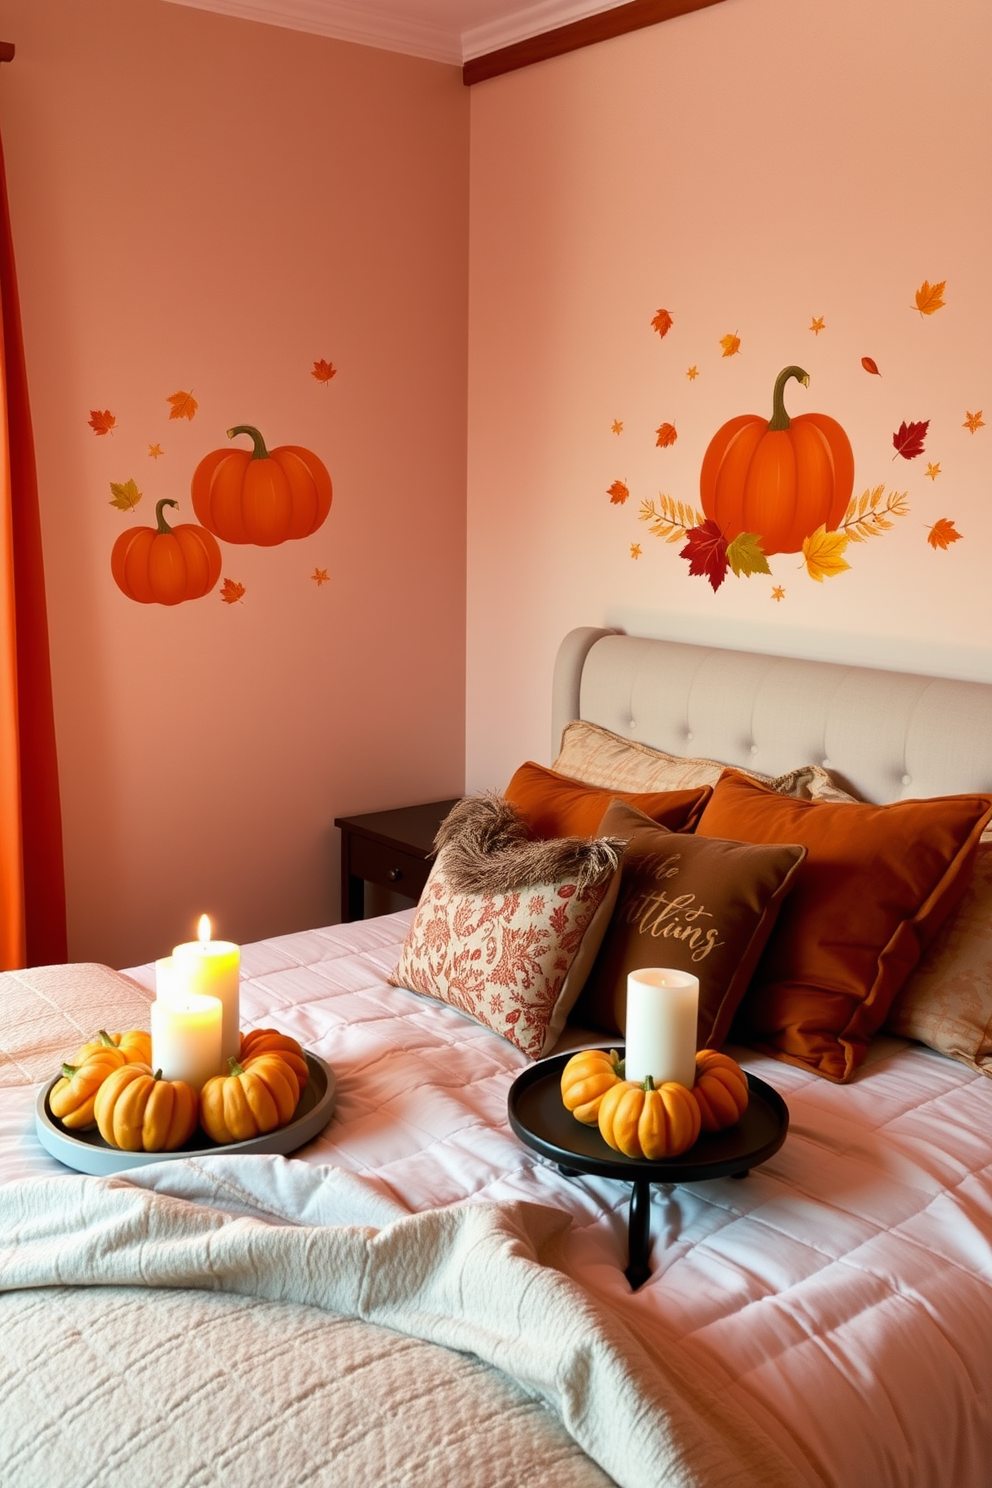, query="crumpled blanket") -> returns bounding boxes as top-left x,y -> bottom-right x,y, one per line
0,1155 -> 804,1488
